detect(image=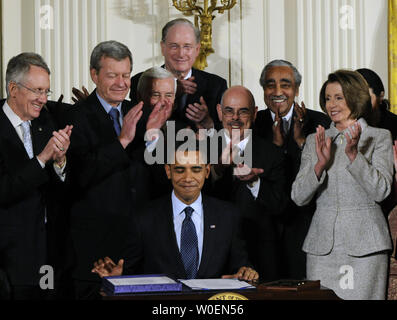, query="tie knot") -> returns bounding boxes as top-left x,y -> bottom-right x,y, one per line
109,108 -> 120,120
184,206 -> 194,218
21,121 -> 30,131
